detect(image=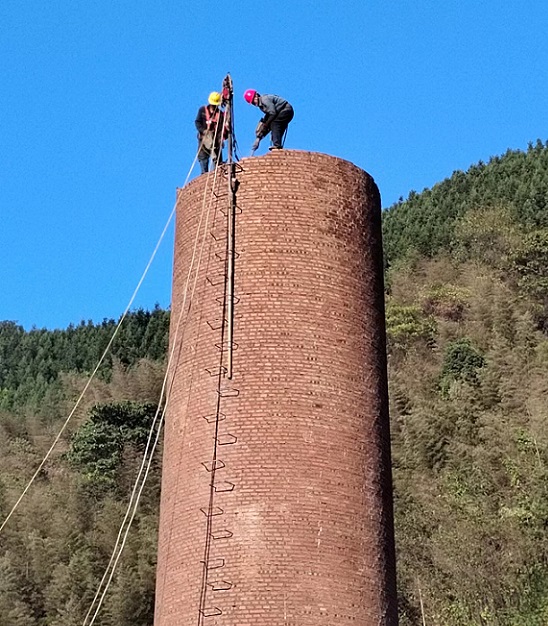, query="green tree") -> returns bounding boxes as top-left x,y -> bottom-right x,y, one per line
440,338 -> 486,388
66,401 -> 158,493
